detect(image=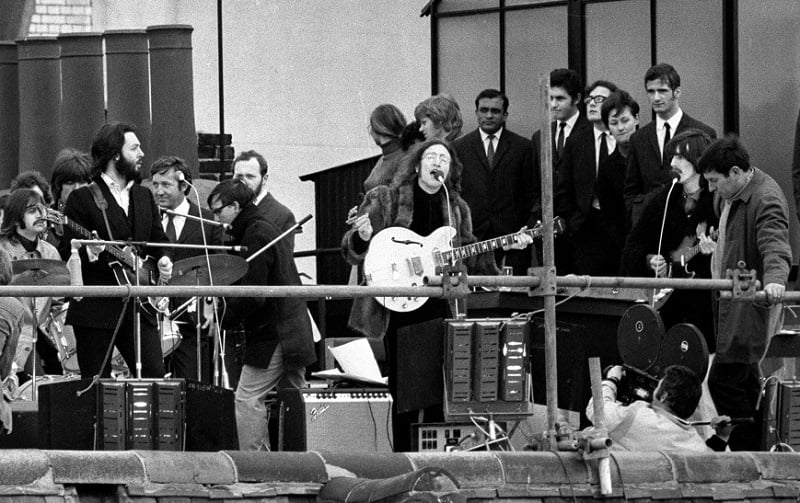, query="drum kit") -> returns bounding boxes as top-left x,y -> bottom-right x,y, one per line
5,254 -> 248,401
